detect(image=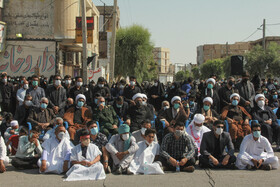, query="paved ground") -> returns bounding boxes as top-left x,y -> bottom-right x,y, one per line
1,151 -> 280,187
